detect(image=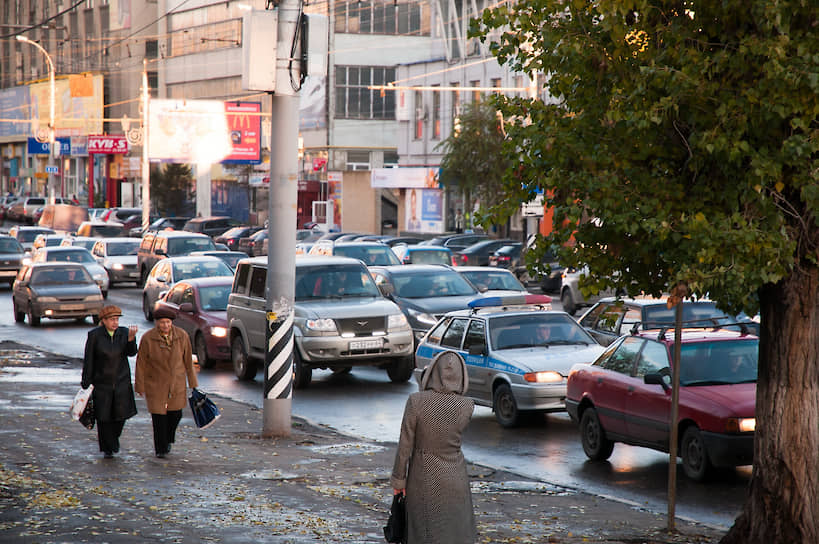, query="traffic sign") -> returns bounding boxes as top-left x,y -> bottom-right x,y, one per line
45,166 -> 59,174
